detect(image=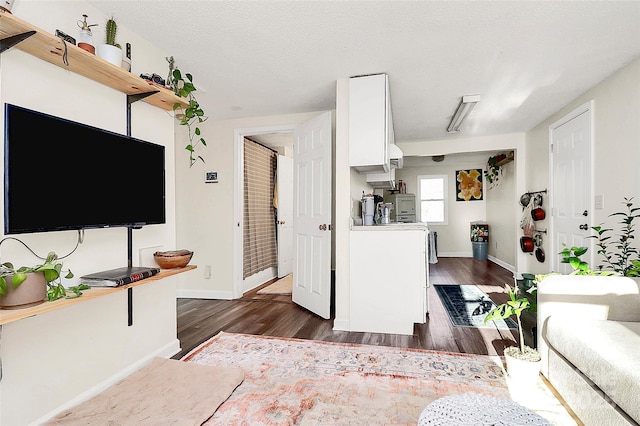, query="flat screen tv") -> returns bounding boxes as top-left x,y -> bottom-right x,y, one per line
4,103 -> 166,234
